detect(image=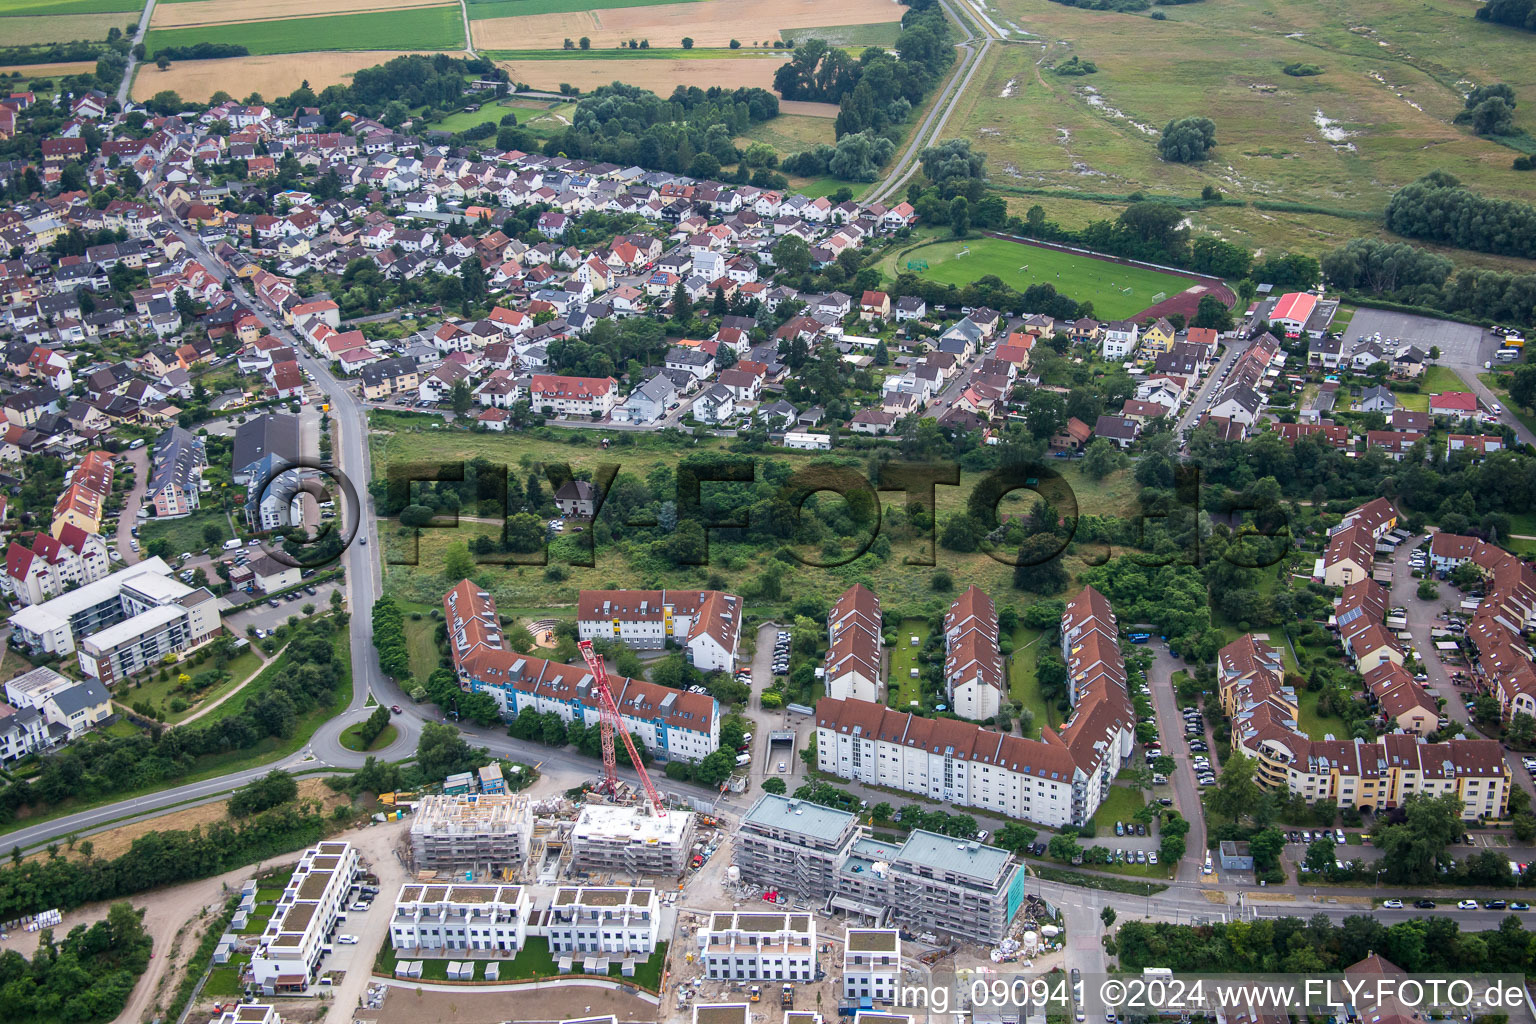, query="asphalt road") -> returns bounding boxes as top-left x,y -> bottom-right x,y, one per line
115,0 -> 157,107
